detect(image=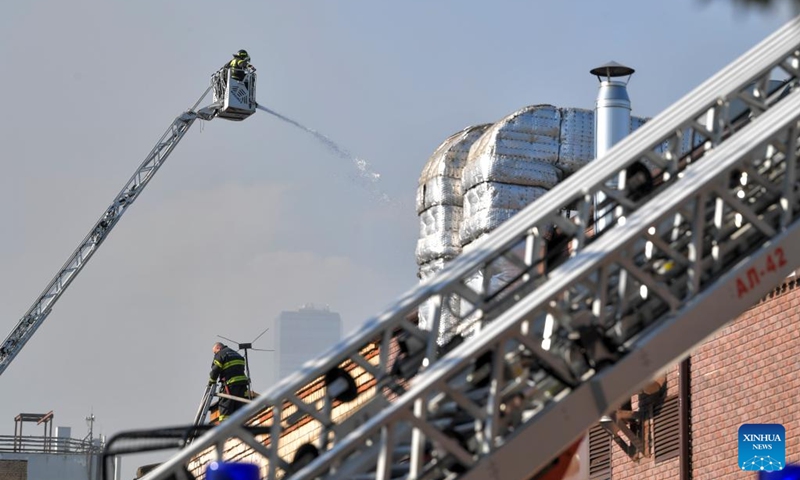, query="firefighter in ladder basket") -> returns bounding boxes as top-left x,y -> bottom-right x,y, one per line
224,49 -> 255,81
